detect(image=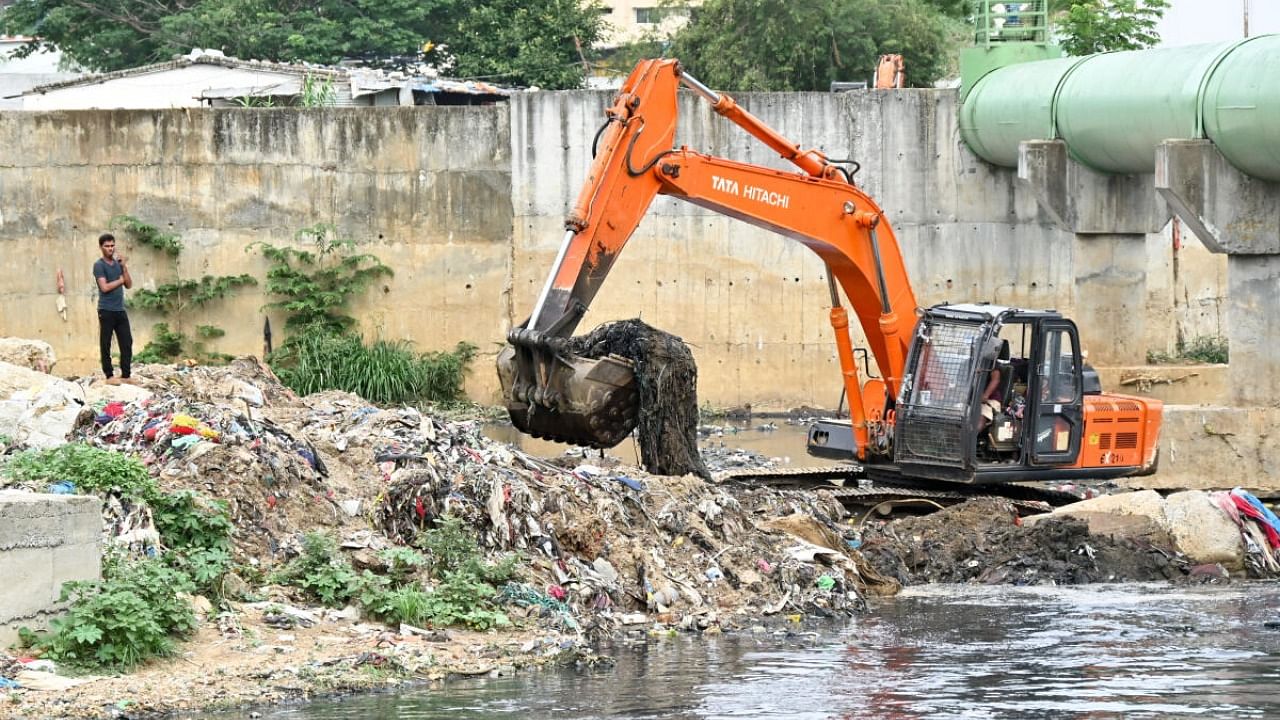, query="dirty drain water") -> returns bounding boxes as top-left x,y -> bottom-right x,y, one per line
484,420 -> 833,470
193,584 -> 1280,719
